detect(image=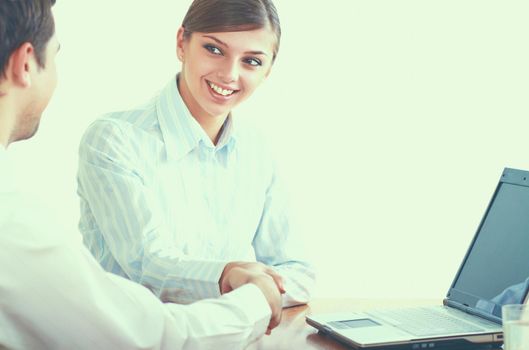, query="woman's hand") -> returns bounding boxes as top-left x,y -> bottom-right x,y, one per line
219,263 -> 285,334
